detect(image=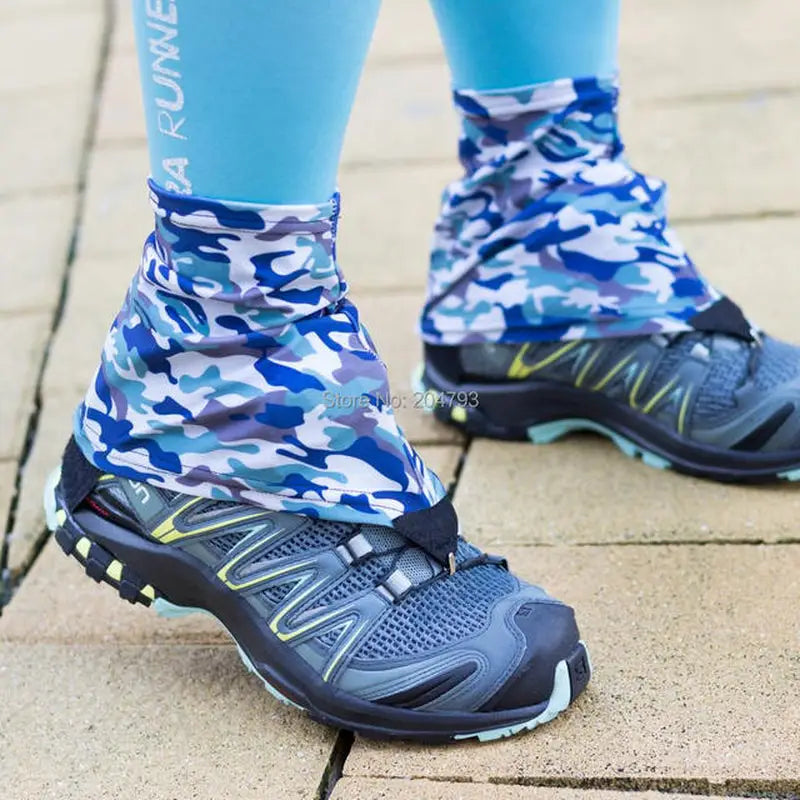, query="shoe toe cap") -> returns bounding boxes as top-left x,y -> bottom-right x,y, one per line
480,599 -> 581,712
